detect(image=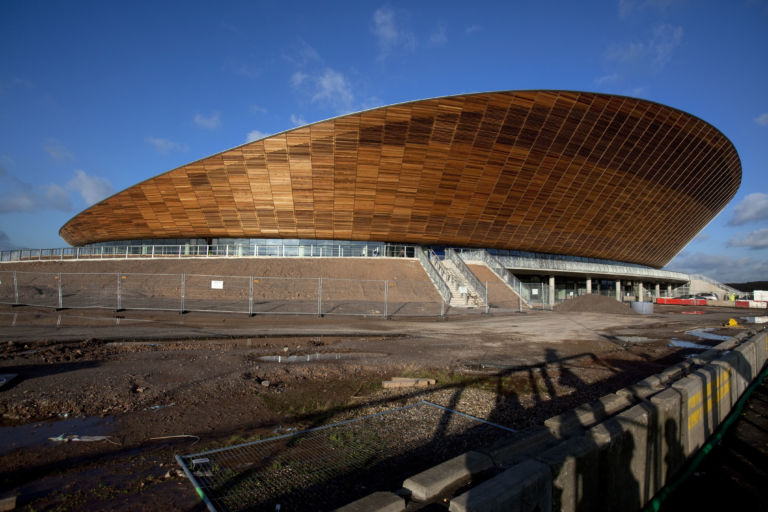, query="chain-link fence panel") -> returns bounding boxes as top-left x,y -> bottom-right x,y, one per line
251,277 -> 319,315
177,401 -> 516,512
14,271 -> 60,308
386,279 -> 445,316
0,271 -> 17,305
119,273 -> 182,311
60,273 -> 118,309
184,274 -> 250,314
319,278 -> 386,316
